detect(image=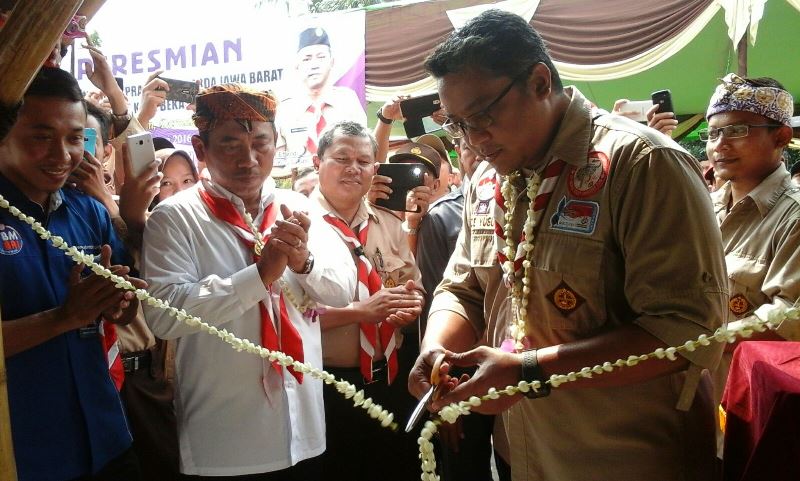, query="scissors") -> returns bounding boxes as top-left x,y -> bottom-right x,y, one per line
405,353 -> 446,433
